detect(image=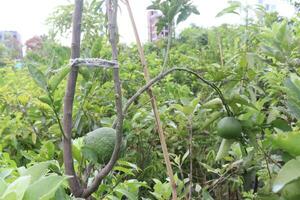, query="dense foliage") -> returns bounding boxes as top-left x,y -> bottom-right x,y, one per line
1,0 -> 300,199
